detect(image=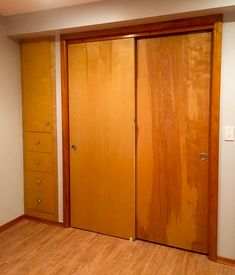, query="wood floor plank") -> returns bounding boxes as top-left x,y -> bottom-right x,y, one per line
0,219 -> 234,274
